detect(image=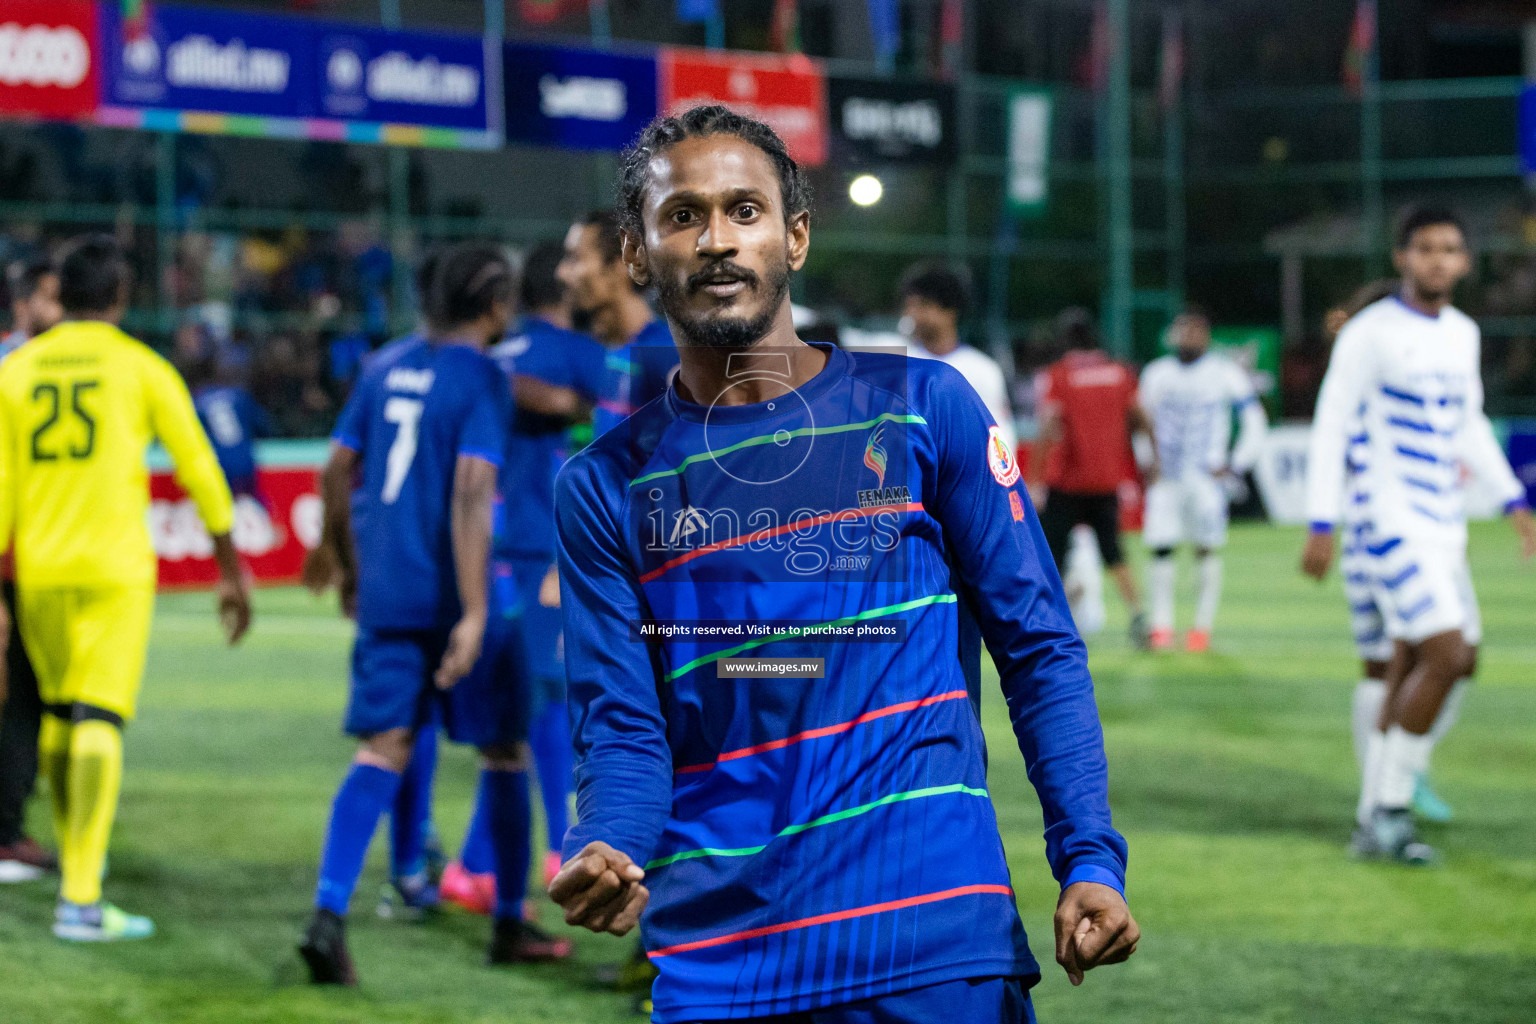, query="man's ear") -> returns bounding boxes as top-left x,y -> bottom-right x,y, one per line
623,231 -> 651,288
787,211 -> 810,272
